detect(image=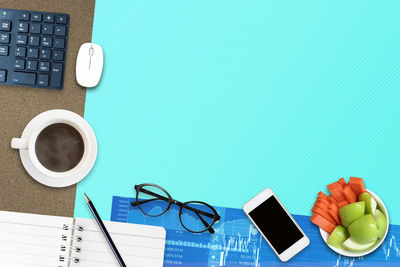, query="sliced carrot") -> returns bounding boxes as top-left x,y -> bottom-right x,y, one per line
317,191 -> 329,201
327,181 -> 343,191
328,208 -> 341,225
312,207 -> 337,225
332,191 -> 345,202
317,196 -> 330,206
314,201 -> 329,211
349,177 -> 366,196
338,178 -> 346,187
337,201 -> 349,208
331,189 -> 346,202
327,182 -> 345,202
329,202 -> 339,210
342,185 -> 357,203
328,202 -> 340,224
328,195 -> 338,206
315,197 -> 330,205
311,213 -> 336,234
